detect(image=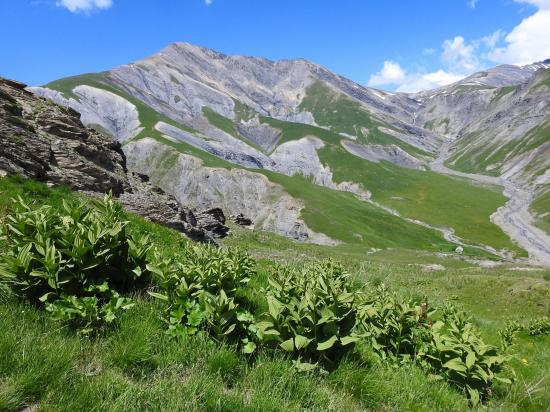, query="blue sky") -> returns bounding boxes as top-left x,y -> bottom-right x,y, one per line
1,0 -> 549,91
